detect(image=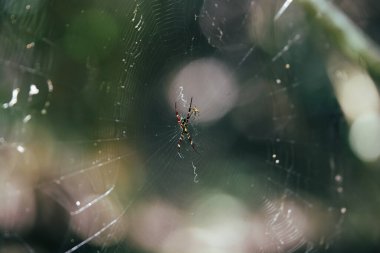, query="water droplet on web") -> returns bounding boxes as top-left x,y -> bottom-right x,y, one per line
23,114 -> 32,123
16,145 -> 25,153
335,174 -> 343,183
26,41 -> 35,48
